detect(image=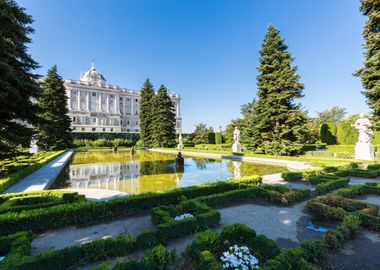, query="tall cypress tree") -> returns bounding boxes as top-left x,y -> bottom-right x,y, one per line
152,85 -> 176,147
0,0 -> 40,155
355,0 -> 380,116
139,79 -> 155,147
36,65 -> 72,150
248,25 -> 307,155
